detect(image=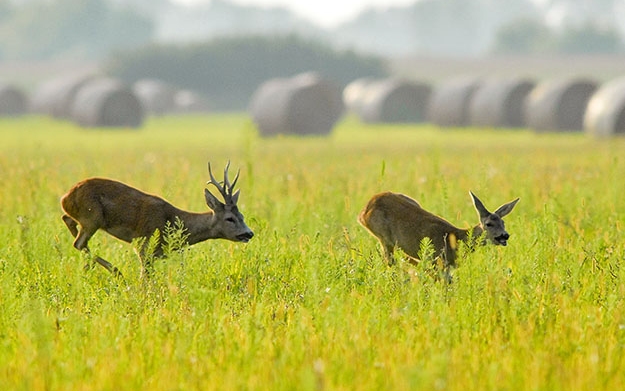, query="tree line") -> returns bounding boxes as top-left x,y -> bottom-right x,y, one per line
106,35 -> 387,110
